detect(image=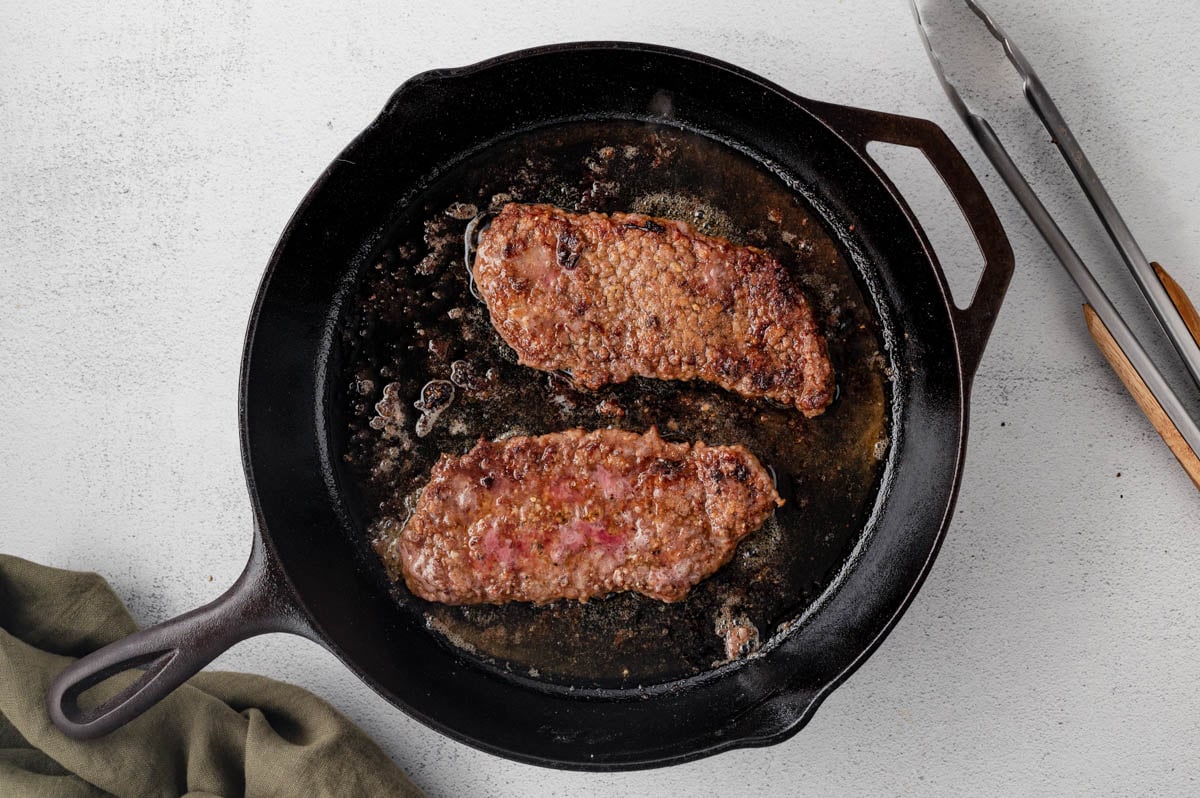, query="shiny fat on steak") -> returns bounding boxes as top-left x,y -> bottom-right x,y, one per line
472,203 -> 835,417
382,428 -> 782,605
